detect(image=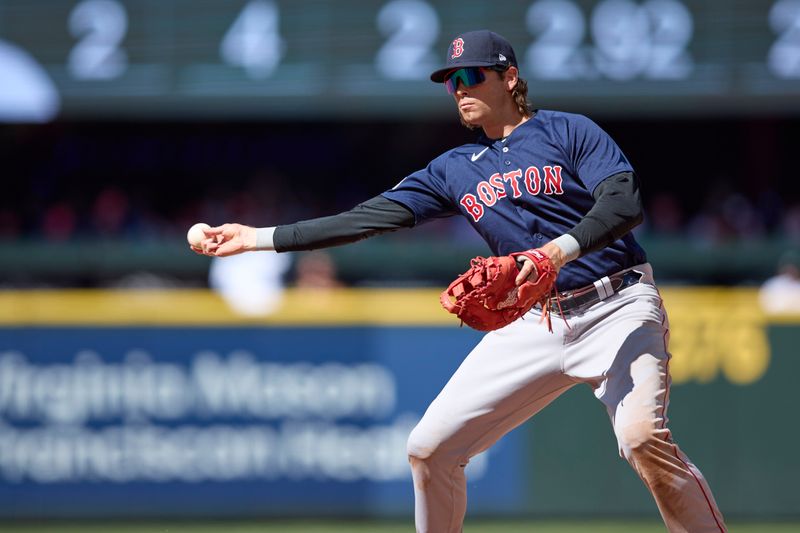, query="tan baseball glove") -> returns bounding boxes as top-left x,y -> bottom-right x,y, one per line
440,249 -> 558,331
